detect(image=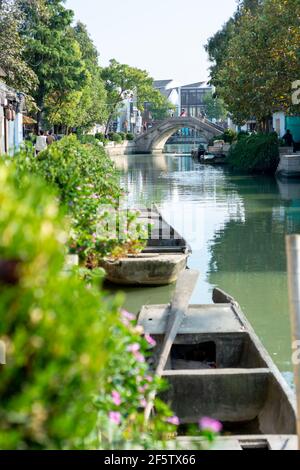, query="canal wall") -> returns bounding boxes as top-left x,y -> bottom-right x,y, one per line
105,141 -> 135,156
